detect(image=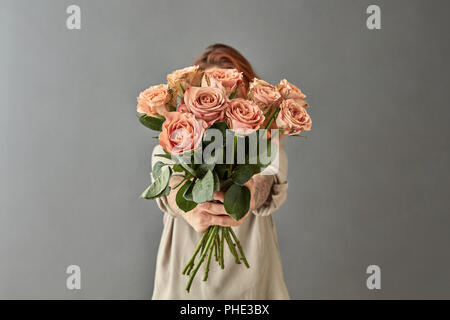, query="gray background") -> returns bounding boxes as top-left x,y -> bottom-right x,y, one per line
1,0 -> 449,299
